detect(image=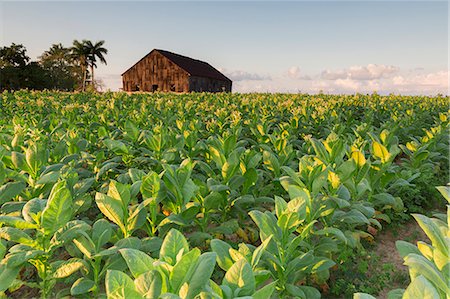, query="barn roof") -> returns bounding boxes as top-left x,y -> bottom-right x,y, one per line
122,49 -> 232,82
